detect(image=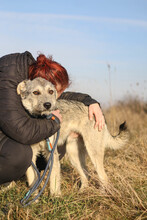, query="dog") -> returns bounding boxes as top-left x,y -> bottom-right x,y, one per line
17,77 -> 129,196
